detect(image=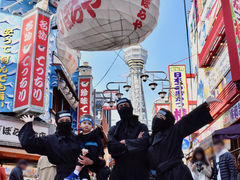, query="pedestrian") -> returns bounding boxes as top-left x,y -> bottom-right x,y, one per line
188,147 -> 212,180
212,140 -> 237,180
9,159 -> 28,180
18,111 -> 94,180
0,160 -> 7,180
146,96 -> 221,180
107,98 -> 149,180
65,114 -> 109,180
37,156 -> 56,180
